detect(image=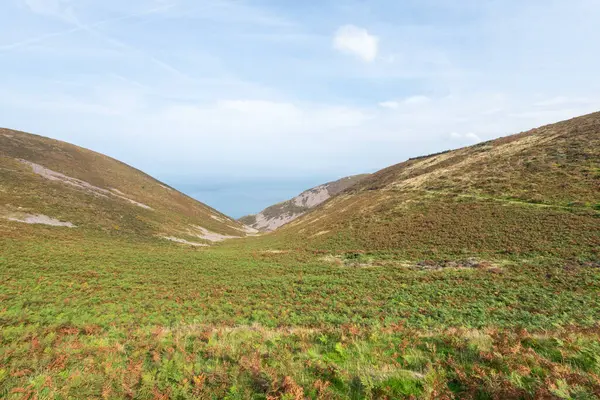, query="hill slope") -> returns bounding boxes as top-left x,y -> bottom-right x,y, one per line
2,116 -> 600,399
263,112 -> 600,257
239,174 -> 368,231
0,128 -> 251,244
